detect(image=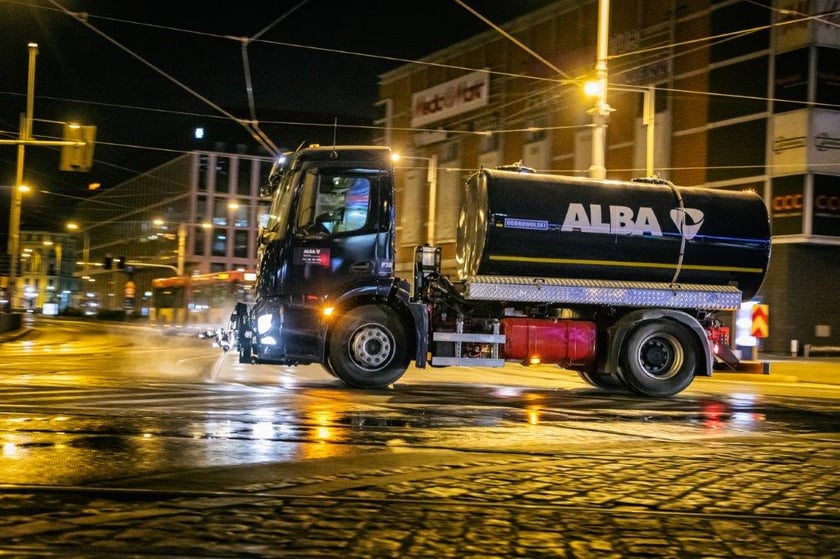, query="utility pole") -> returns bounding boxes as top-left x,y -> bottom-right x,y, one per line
426,154 -> 438,245
5,42 -> 38,312
2,43 -> 94,313
588,0 -> 611,179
